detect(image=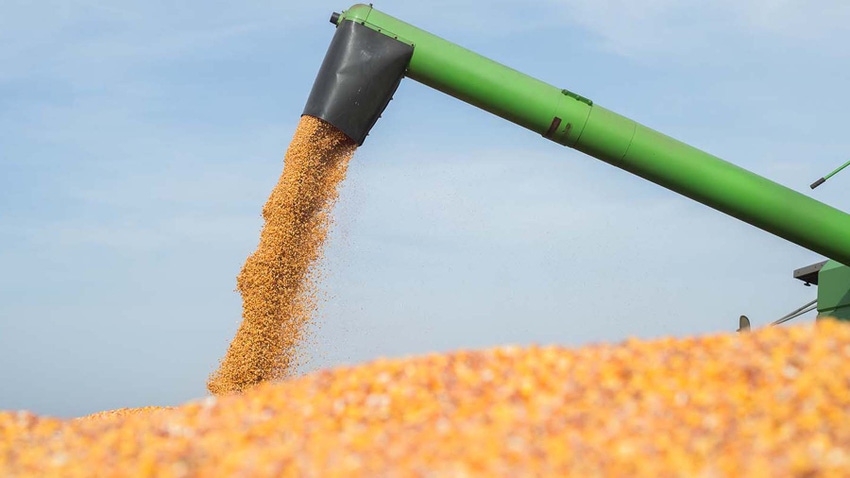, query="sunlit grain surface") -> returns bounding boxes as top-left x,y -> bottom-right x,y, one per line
4,321 -> 850,476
